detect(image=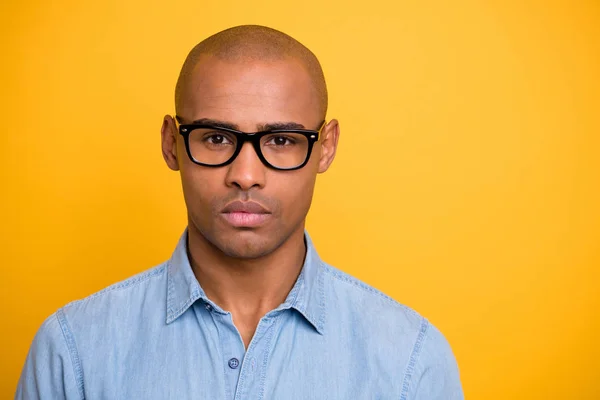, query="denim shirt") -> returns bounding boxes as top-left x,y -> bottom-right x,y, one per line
16,230 -> 463,399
